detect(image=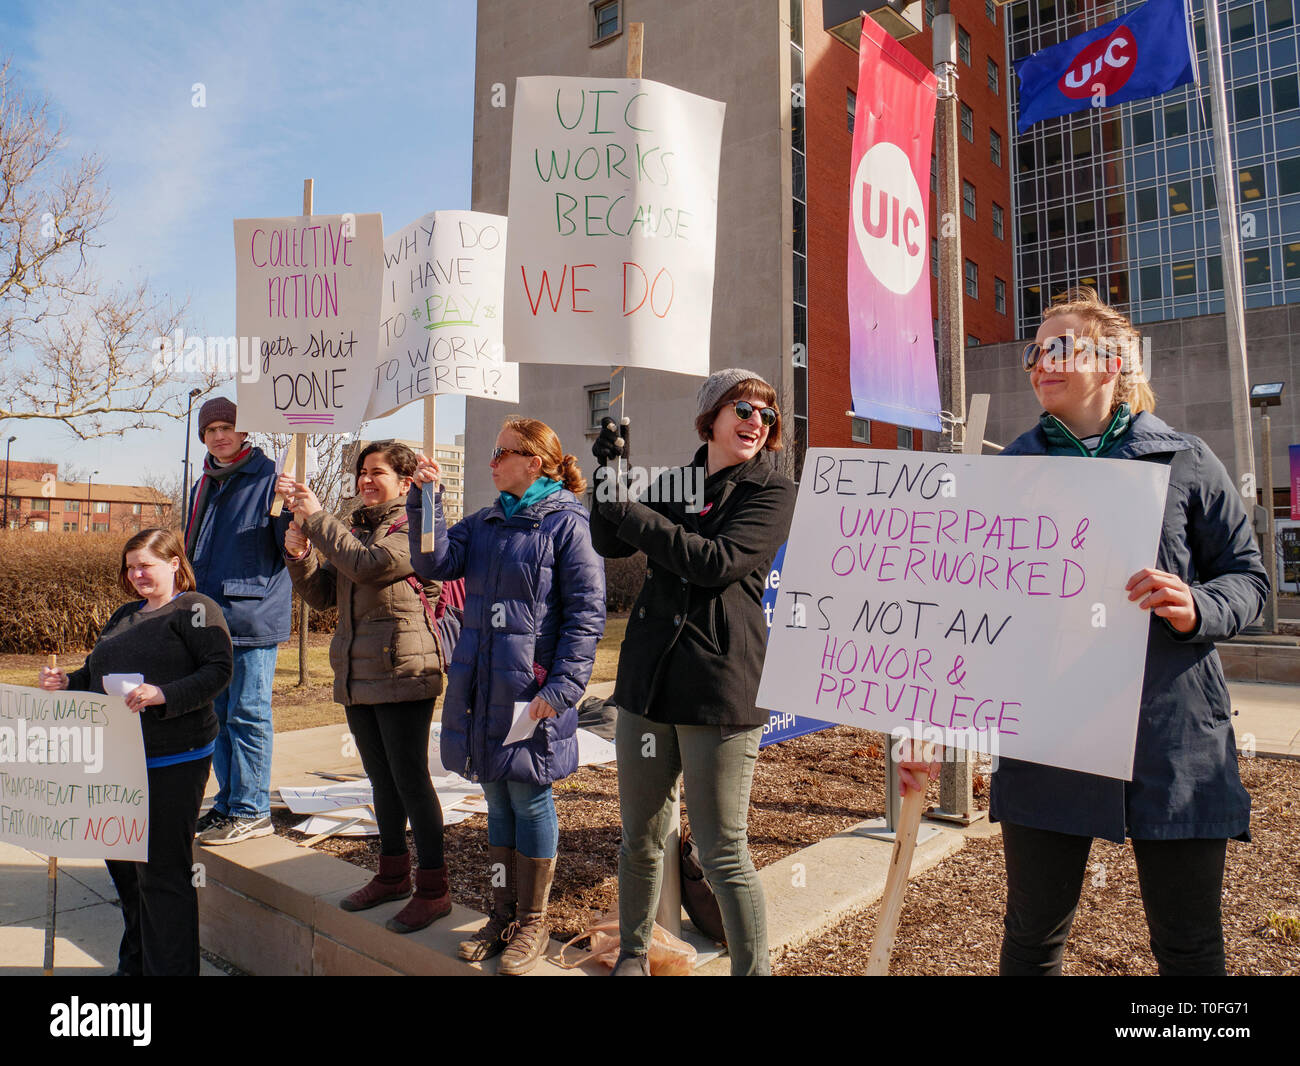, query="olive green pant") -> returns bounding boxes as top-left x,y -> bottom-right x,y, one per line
615,709 -> 769,975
